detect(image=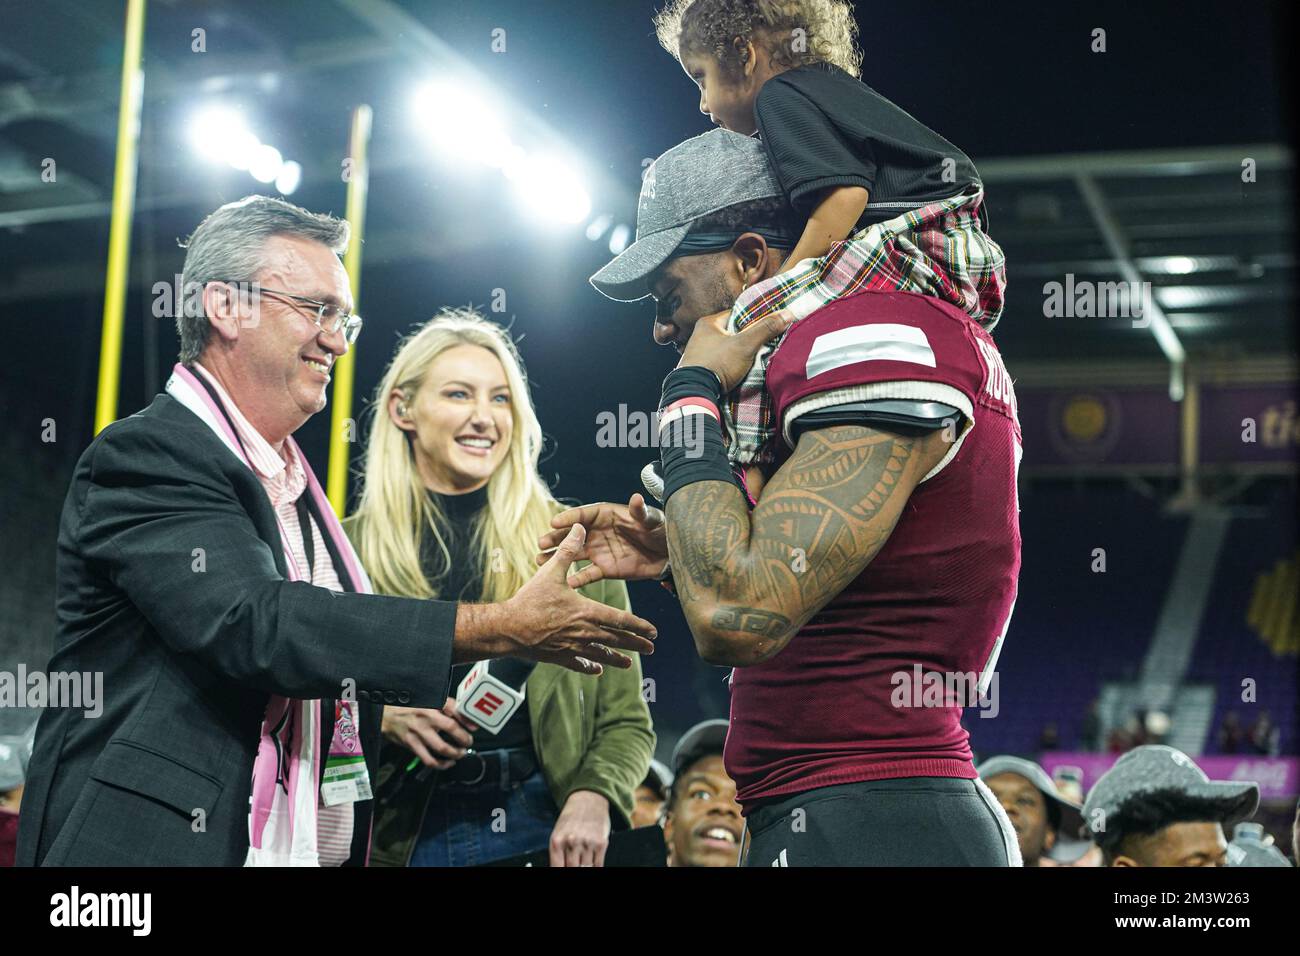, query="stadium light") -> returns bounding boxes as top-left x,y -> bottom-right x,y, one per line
248,143 -> 284,184
223,129 -> 260,171
410,79 -> 593,228
188,105 -> 301,196
509,153 -> 591,225
1138,255 -> 1238,276
585,213 -> 613,242
608,223 -> 631,255
274,160 -> 302,196
411,81 -> 512,166
1159,256 -> 1199,275
189,106 -> 250,161
1155,286 -> 1251,310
